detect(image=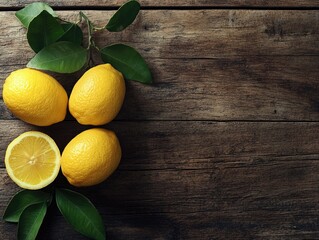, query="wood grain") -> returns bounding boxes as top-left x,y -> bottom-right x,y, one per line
0,10 -> 318,66
1,120 -> 319,169
1,56 -> 319,121
2,0 -> 319,8
0,120 -> 318,239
